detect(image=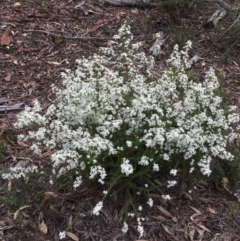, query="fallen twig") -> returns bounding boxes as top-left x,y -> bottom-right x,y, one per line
0,103 -> 25,114
22,29 -> 113,41
103,0 -> 159,7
